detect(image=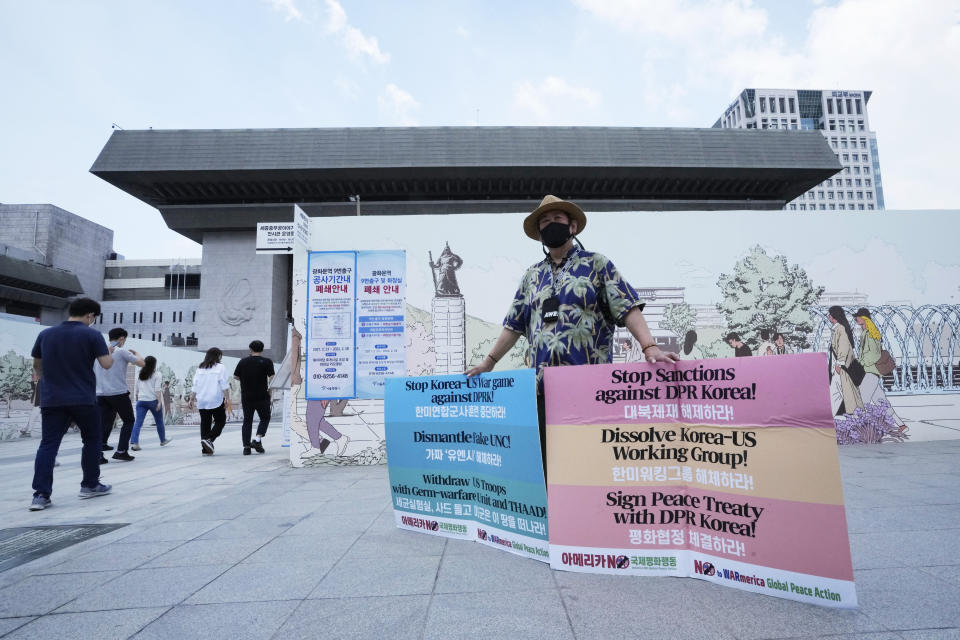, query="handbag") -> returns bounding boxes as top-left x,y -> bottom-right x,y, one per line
876,349 -> 896,376
844,359 -> 866,386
